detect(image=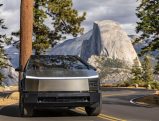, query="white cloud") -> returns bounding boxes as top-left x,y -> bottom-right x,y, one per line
73,0 -> 139,34
0,0 -> 20,34
0,0 -> 139,35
